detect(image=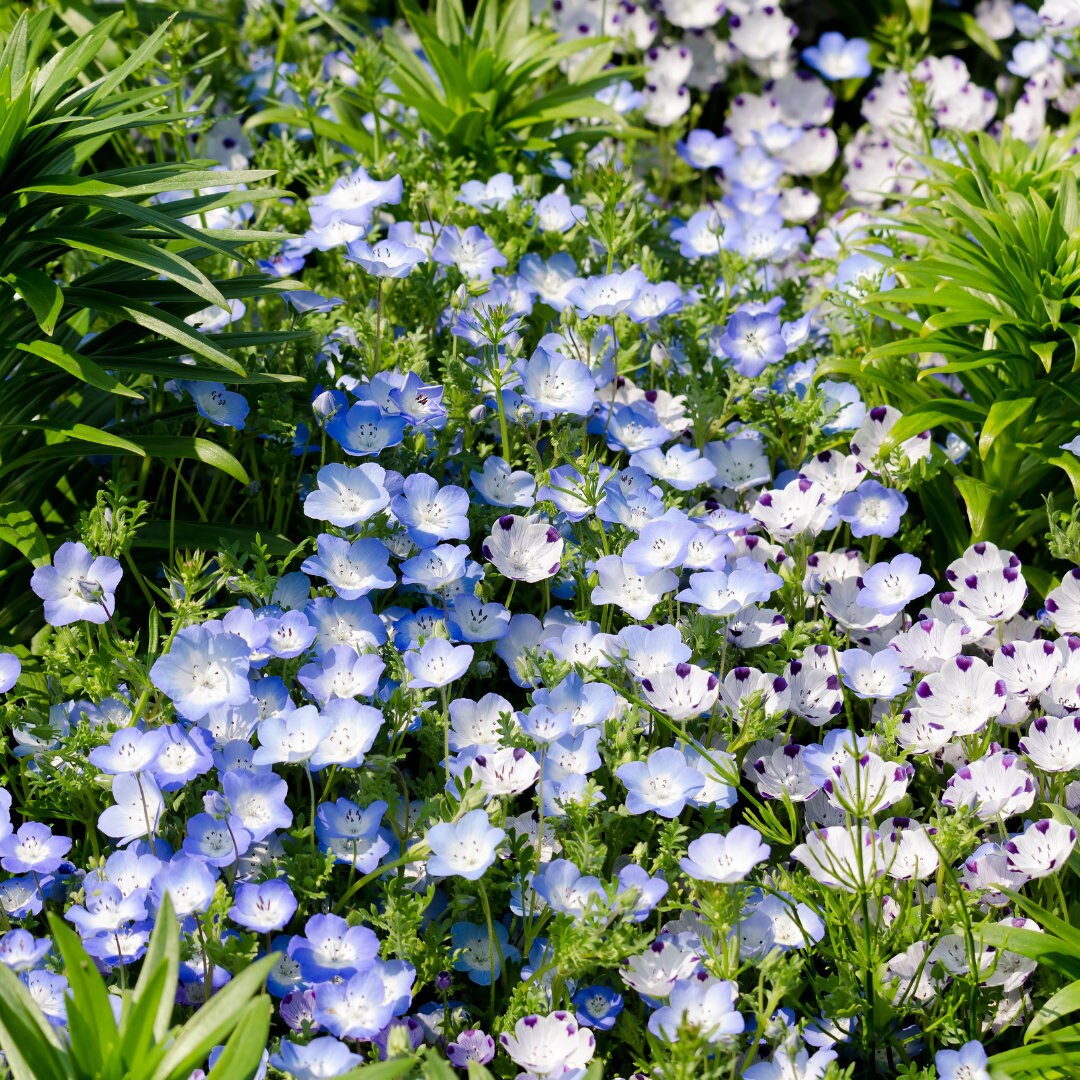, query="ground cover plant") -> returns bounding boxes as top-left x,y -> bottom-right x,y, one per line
7,0 -> 1080,1078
